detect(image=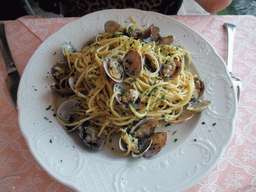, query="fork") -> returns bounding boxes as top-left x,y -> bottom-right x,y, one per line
224,23 -> 242,103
